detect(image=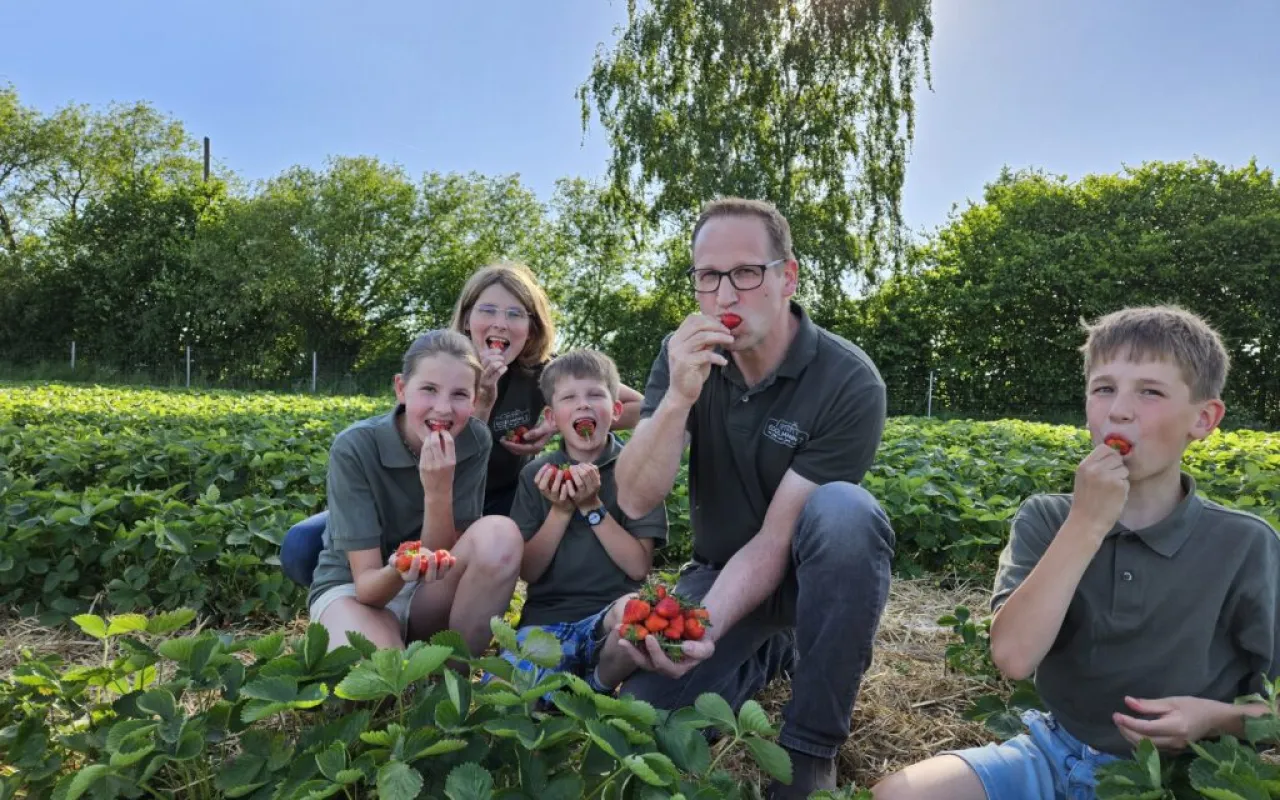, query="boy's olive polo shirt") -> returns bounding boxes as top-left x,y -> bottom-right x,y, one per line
510,434 -> 668,628
993,474 -> 1280,755
308,407 -> 491,608
639,302 -> 887,567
